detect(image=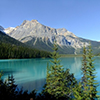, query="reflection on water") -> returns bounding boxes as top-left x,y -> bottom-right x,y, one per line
61,57 -> 82,79
0,57 -> 100,93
